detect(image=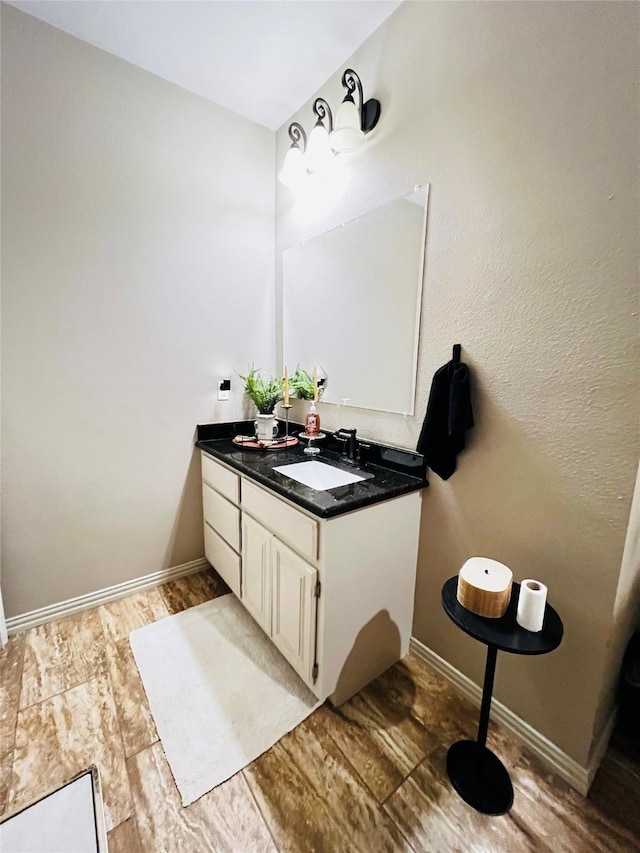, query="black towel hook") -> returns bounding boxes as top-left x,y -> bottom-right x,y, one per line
452,343 -> 462,363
